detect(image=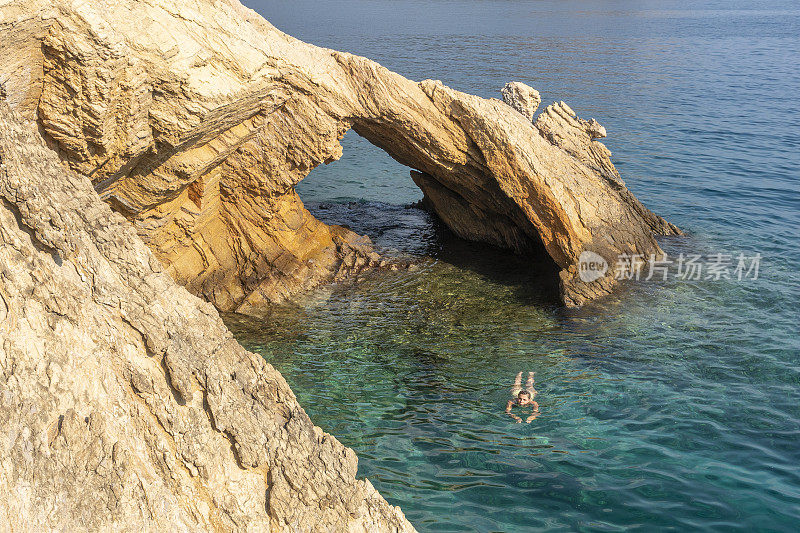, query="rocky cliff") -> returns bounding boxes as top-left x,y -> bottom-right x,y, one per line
1,0 -> 681,529
1,0 -> 678,314
0,101 -> 413,531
